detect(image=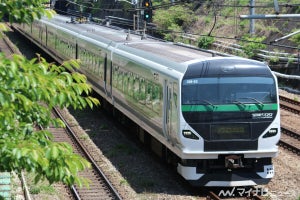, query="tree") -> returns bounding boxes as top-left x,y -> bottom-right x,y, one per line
152,3 -> 197,41
0,0 -> 99,187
